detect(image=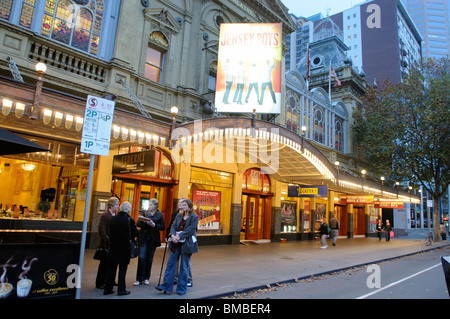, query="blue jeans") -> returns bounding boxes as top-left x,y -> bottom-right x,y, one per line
158,246 -> 191,294
136,240 -> 156,281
